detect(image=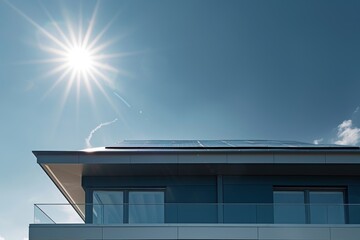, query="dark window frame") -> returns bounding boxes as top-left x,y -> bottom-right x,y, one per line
92,188 -> 166,224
